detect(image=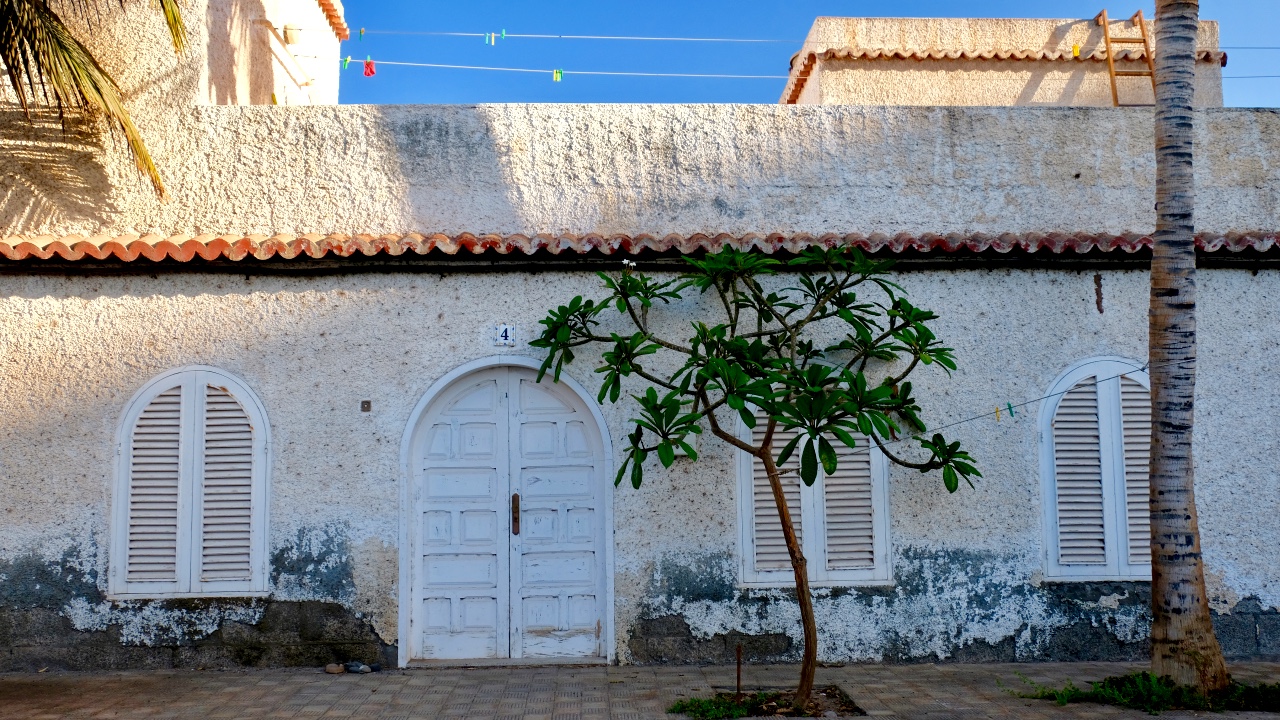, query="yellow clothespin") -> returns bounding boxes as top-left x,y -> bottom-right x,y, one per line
1072,44 -> 1080,58
995,405 -> 1001,422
